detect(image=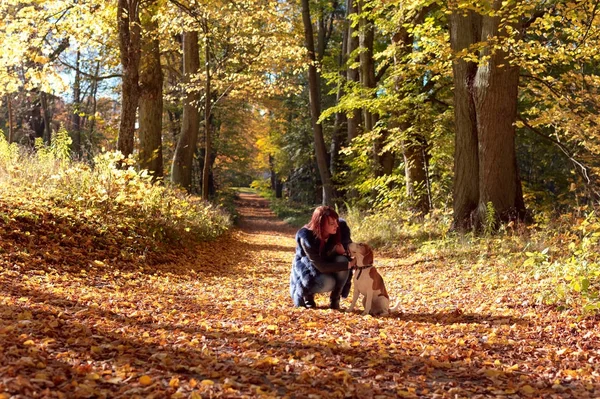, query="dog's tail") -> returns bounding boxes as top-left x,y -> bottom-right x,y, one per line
389,300 -> 402,313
